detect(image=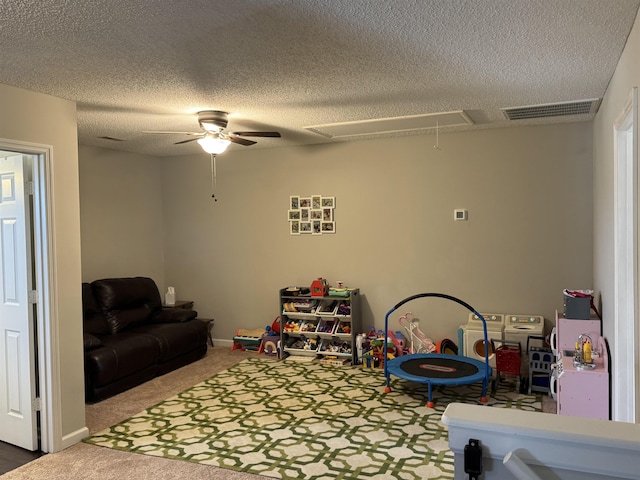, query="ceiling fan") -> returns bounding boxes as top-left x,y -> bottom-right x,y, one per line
143,110 -> 281,154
